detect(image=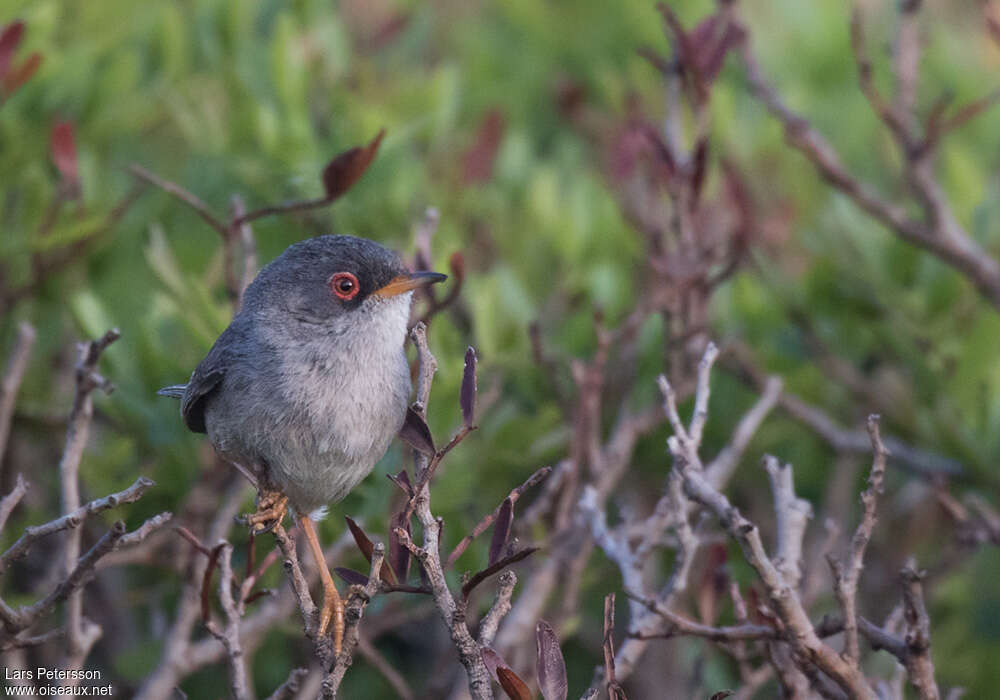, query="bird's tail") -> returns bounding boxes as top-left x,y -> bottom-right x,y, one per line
157,384 -> 187,399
